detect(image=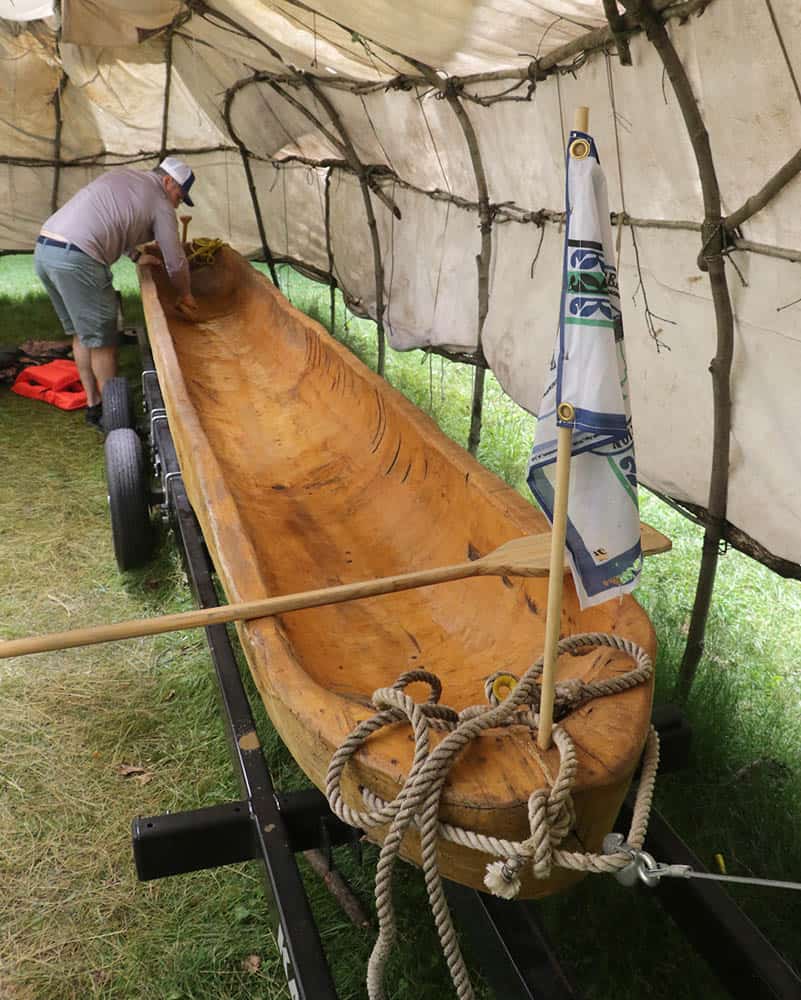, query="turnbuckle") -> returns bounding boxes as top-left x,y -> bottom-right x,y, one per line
602,833 -> 801,892
602,833 -> 690,888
